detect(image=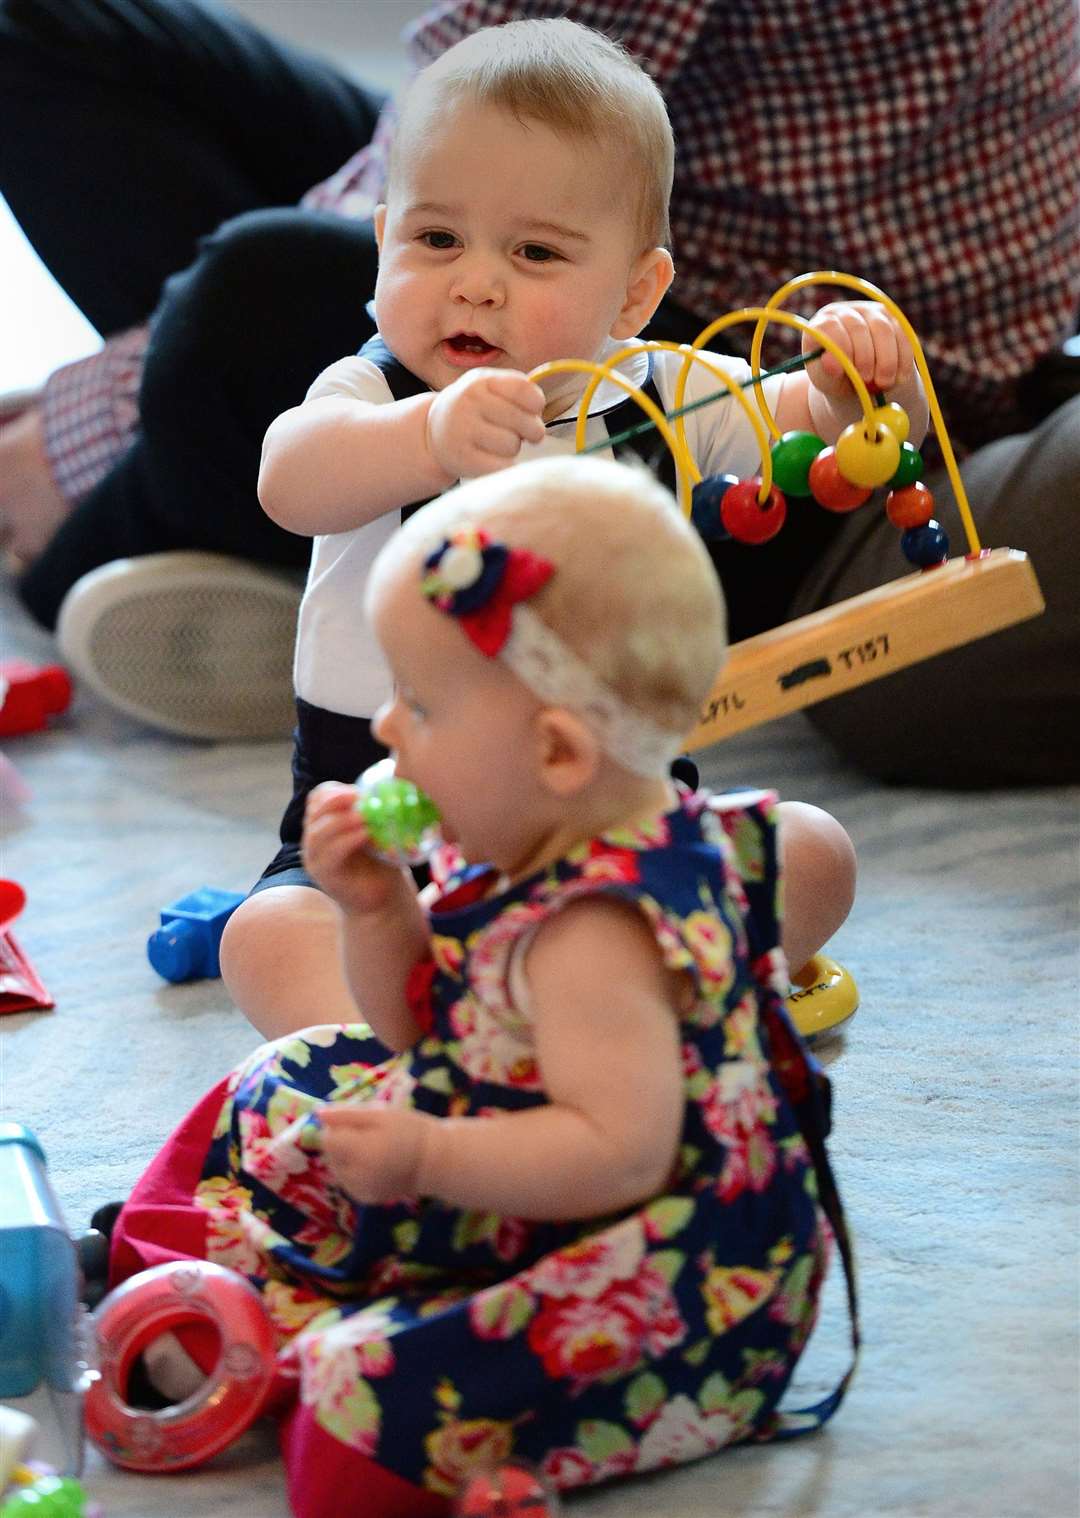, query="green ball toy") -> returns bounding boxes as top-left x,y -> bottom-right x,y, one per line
355,759 -> 441,866
0,1475 -> 91,1517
